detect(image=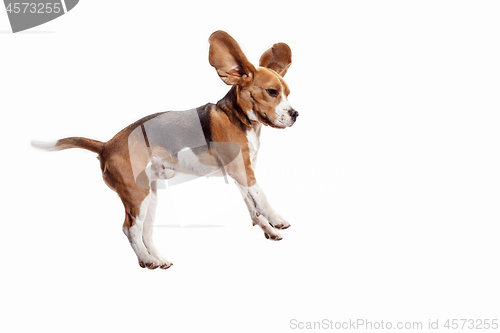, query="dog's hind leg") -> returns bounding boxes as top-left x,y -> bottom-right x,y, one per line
101,152 -> 169,270
119,179 -> 174,270
121,192 -> 164,269
142,186 -> 172,269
